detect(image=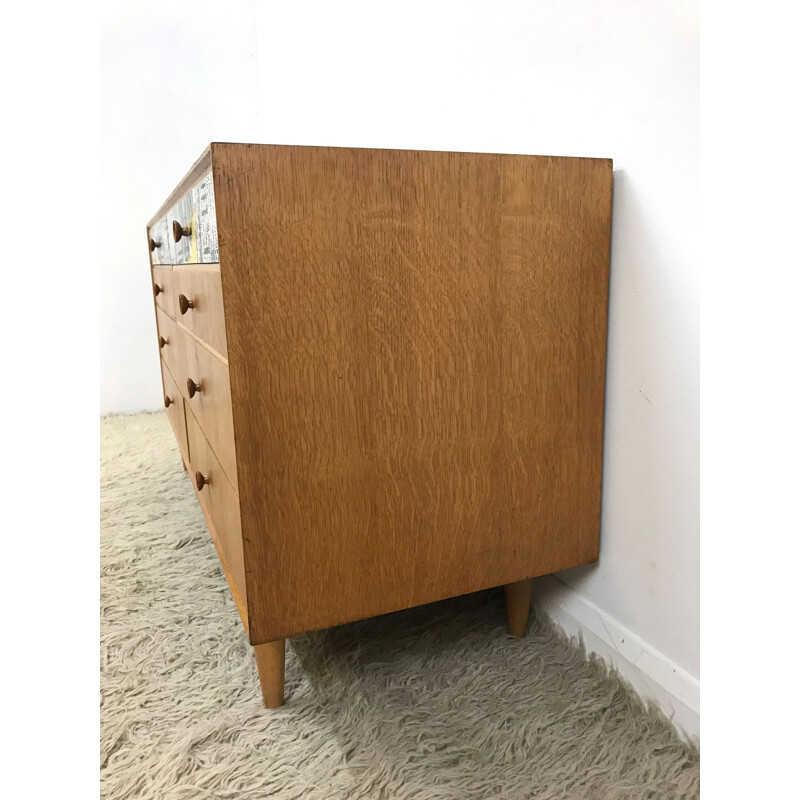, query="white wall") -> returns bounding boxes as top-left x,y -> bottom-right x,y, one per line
102,0 -> 699,735
100,0 -> 261,414
253,0 -> 700,733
